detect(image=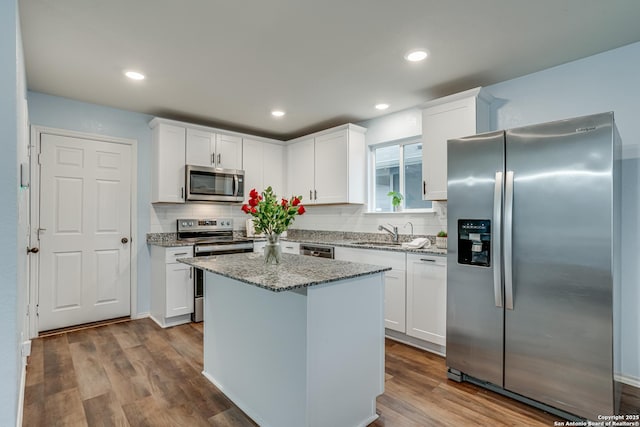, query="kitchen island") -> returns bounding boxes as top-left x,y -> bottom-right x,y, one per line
179,252 -> 390,427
